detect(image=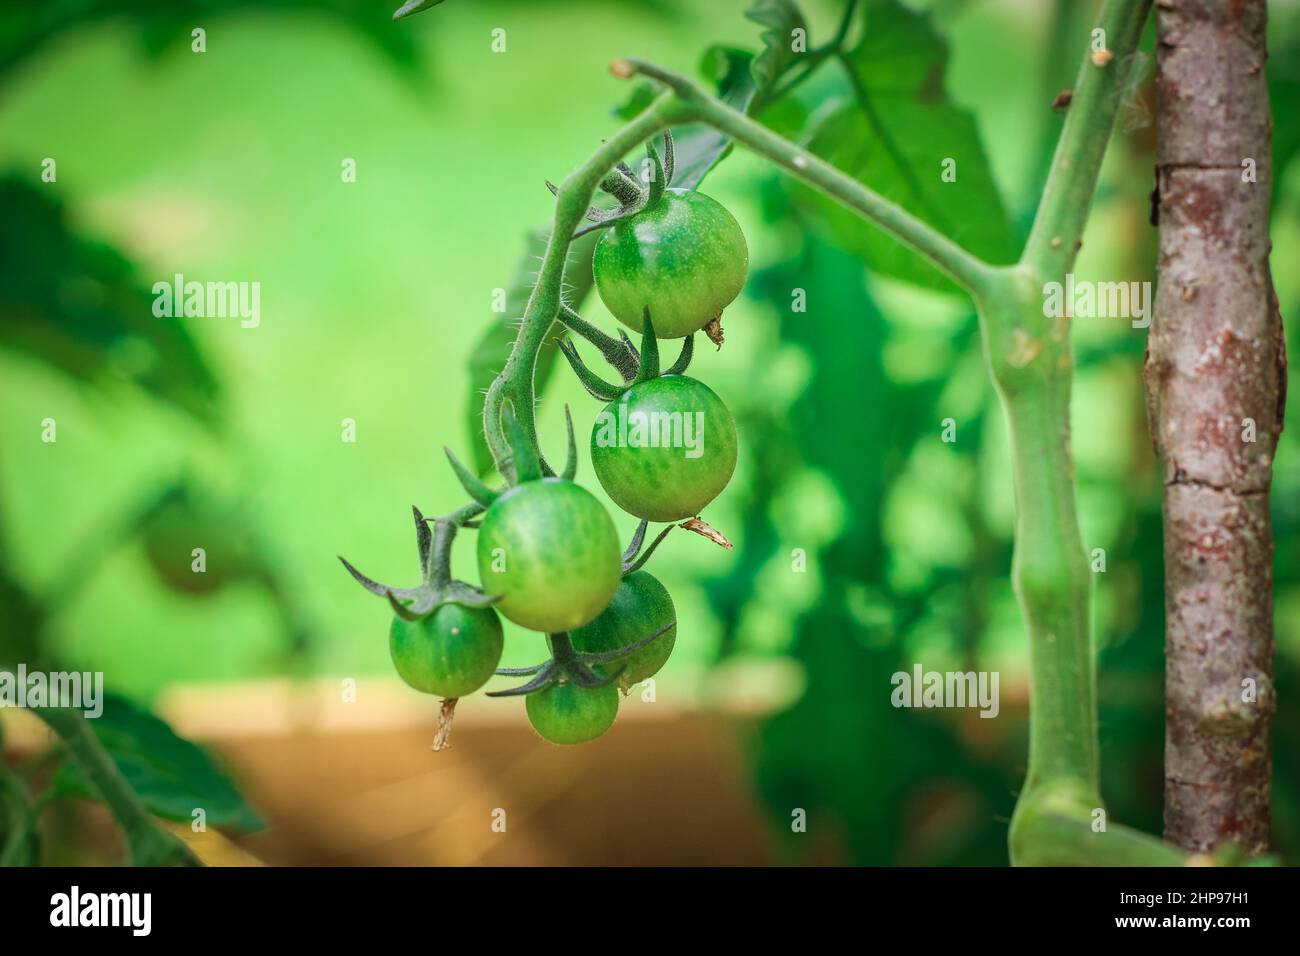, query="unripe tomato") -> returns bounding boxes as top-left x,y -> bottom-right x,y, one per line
525,680 -> 619,745
590,375 -> 738,522
476,478 -> 621,632
389,603 -> 504,698
593,189 -> 748,339
571,571 -> 676,685
141,501 -> 246,595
